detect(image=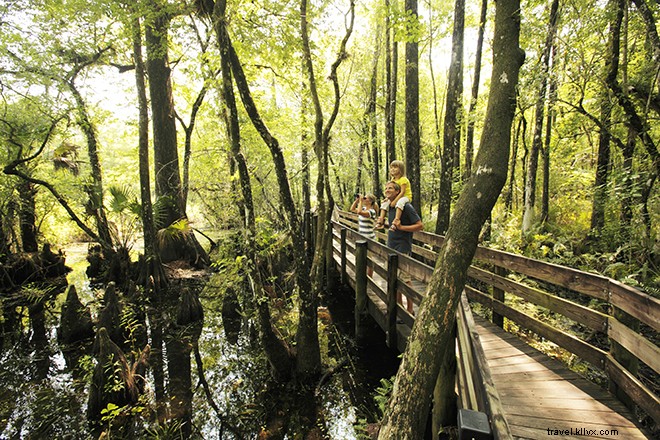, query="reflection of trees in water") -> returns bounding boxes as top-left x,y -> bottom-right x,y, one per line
1,265 -> 383,439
